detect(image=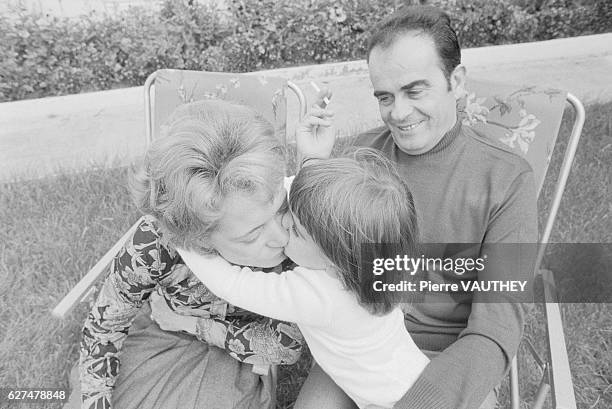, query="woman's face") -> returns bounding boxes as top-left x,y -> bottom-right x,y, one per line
206,184 -> 289,268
